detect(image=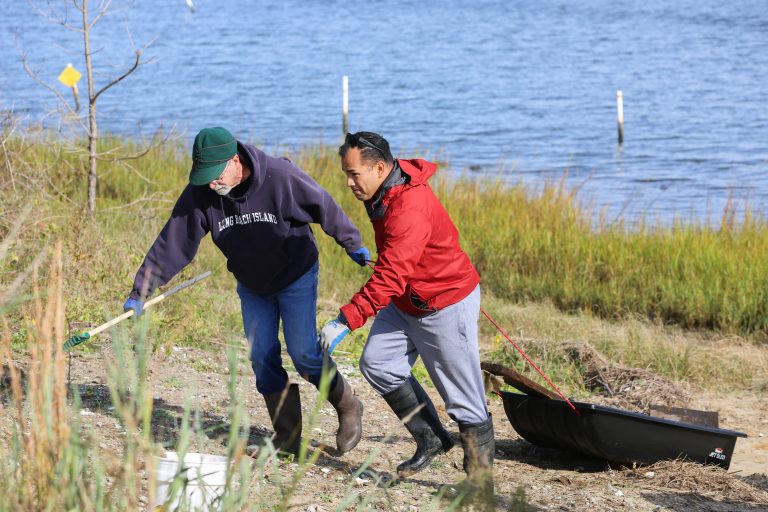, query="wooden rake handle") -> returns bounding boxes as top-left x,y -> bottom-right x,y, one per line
63,271 -> 212,349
